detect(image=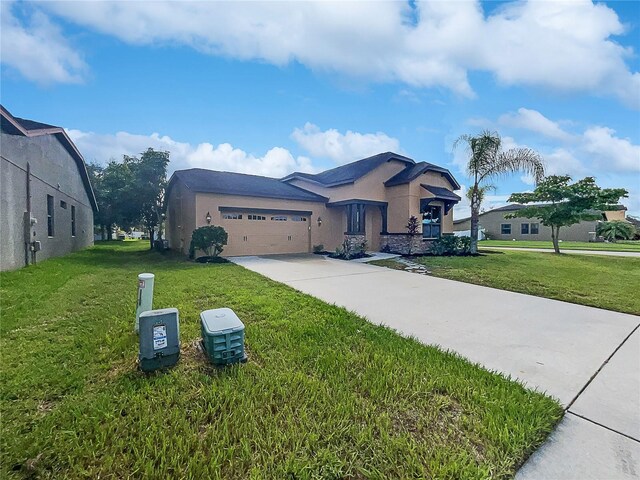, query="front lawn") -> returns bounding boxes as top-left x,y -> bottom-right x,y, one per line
479,239 -> 640,252
373,251 -> 640,315
1,242 -> 562,479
